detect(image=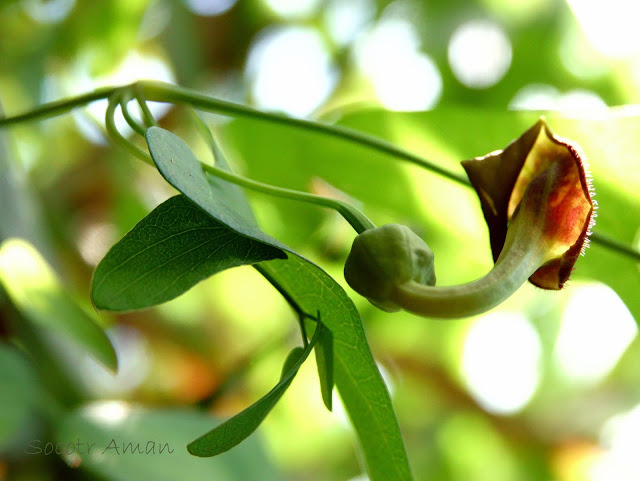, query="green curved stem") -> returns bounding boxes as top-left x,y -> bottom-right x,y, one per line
119,94 -> 147,136
107,93 -> 375,233
0,81 -> 638,260
105,93 -> 153,165
201,163 -> 375,234
0,86 -> 115,127
134,85 -> 157,128
392,204 -> 547,319
140,81 -> 469,185
138,83 -> 637,258
589,231 -> 640,262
